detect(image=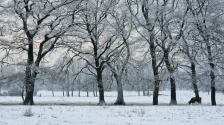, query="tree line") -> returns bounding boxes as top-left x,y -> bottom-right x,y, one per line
0,0 -> 224,105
